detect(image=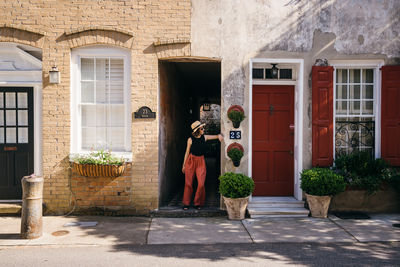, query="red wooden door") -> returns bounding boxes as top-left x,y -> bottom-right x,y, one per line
382,66 -> 400,166
252,85 -> 294,196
